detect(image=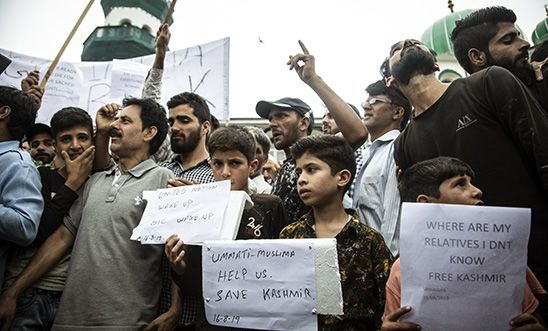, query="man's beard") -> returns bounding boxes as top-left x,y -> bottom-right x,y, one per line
171,127 -> 201,154
486,52 -> 535,85
391,47 -> 437,85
